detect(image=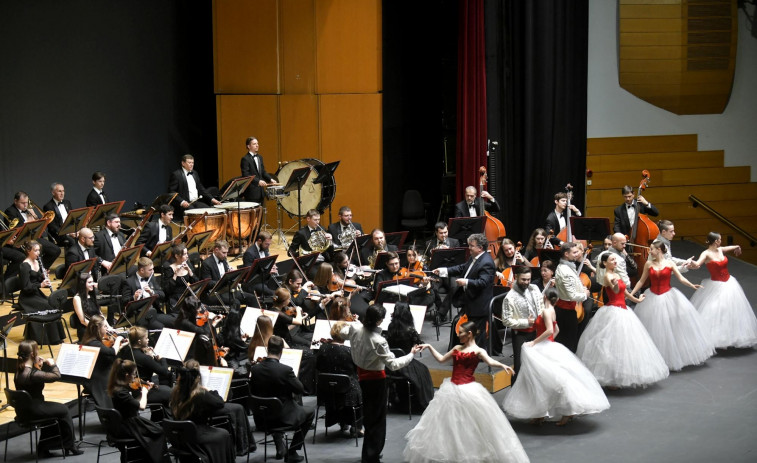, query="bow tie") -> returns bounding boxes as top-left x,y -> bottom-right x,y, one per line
99,191 -> 105,196
111,233 -> 118,238
161,225 -> 168,229
140,277 -> 149,282
627,204 -> 634,209
186,171 -> 193,177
